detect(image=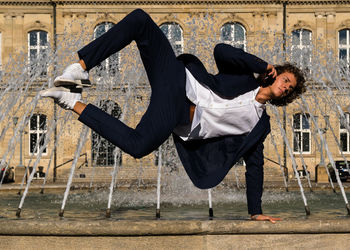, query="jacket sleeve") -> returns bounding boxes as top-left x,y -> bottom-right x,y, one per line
214,43 -> 268,74
243,141 -> 264,215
